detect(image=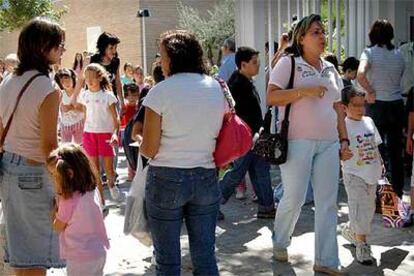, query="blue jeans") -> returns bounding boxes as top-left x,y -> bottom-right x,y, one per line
145,166 -> 219,276
220,150 -> 274,212
273,140 -> 340,268
0,152 -> 65,268
274,181 -> 314,204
